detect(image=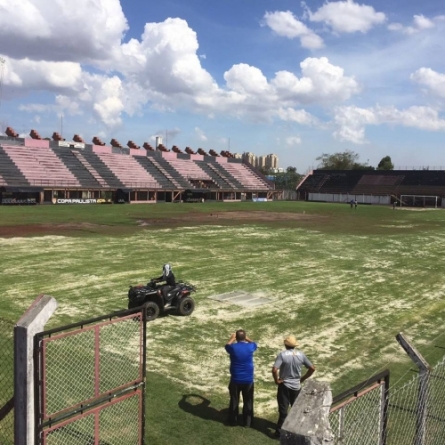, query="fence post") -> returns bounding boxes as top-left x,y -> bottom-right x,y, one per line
14,295 -> 57,445
396,332 -> 430,445
379,371 -> 390,445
